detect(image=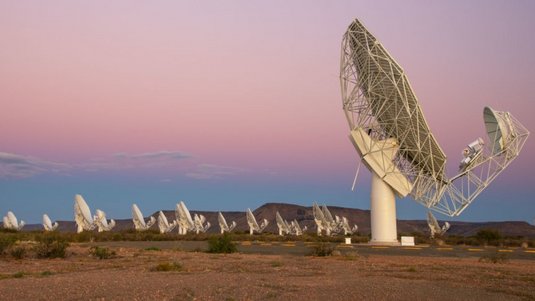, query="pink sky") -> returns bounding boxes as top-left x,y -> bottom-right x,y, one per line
0,1 -> 533,222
